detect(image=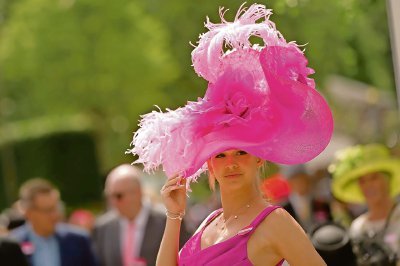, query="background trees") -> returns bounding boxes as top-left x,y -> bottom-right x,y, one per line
0,0 -> 396,207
